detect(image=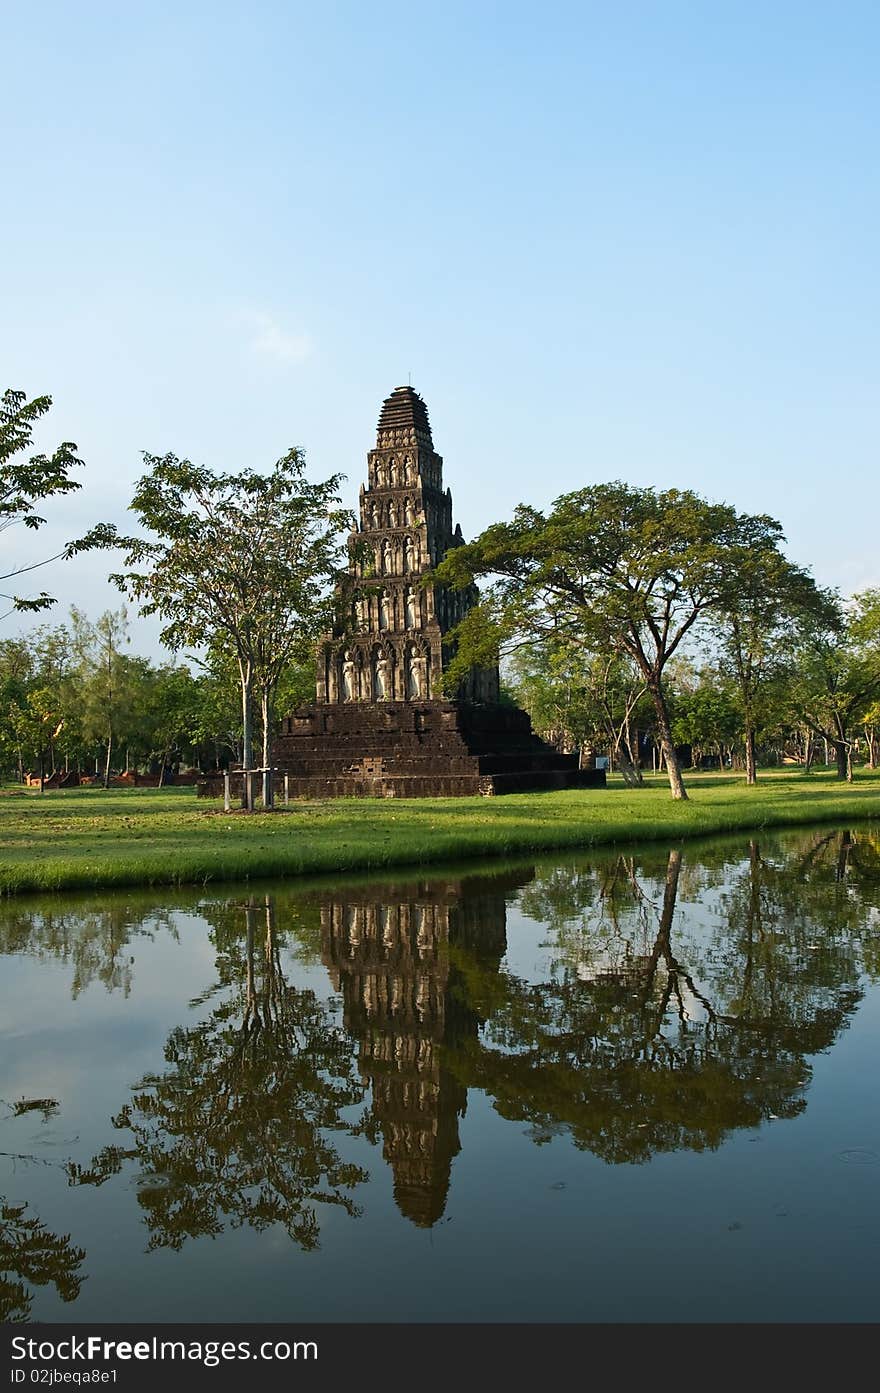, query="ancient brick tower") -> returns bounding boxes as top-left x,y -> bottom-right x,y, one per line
274,385 -> 605,796
315,384 -> 498,709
